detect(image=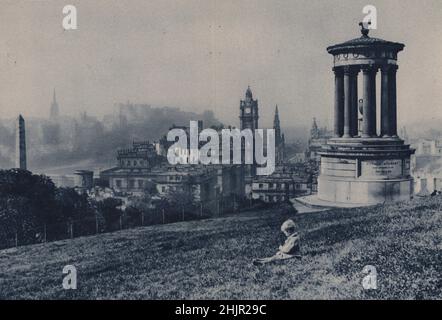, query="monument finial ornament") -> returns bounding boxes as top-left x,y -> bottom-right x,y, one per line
359,21 -> 371,37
